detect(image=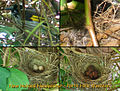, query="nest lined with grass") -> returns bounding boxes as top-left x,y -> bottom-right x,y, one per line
18,48 -> 59,85
63,48 -> 113,85
70,53 -> 111,84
